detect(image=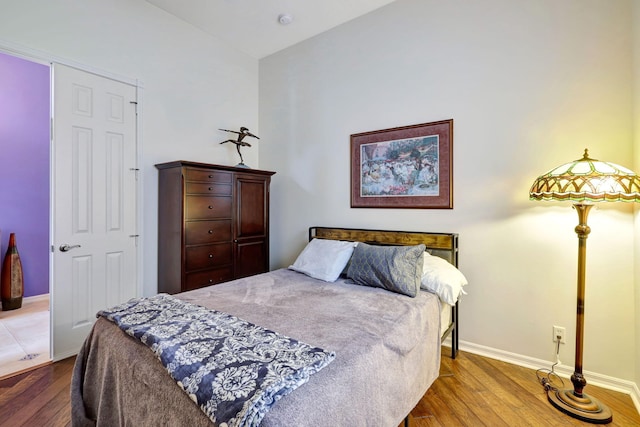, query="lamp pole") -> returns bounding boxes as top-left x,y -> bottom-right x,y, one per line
547,202 -> 612,424
571,202 -> 591,397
